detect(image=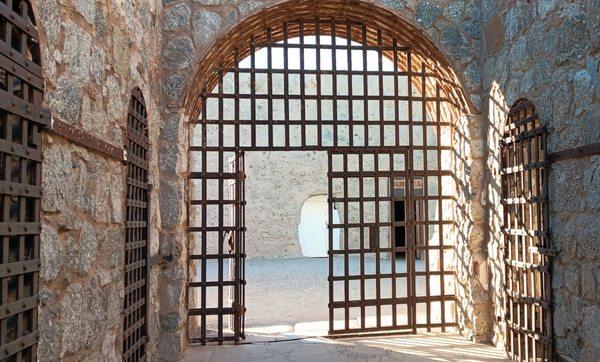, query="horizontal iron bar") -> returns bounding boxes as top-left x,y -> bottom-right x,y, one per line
122,336 -> 149,359
124,297 -> 146,315
507,291 -> 550,309
0,180 -> 41,198
500,161 -> 548,175
0,89 -> 50,127
127,177 -> 149,190
502,126 -> 546,145
0,53 -> 43,90
528,246 -> 555,256
202,93 -> 449,102
49,117 -> 125,161
329,270 -> 455,281
330,294 -> 455,308
0,39 -> 42,77
123,317 -> 146,339
125,278 -> 146,294
0,222 -> 41,236
189,172 -> 240,180
505,259 -> 549,272
0,259 -> 39,278
0,330 -> 37,358
188,307 -> 237,316
0,295 -> 38,319
188,253 -> 242,260
505,321 -> 551,345
0,137 -> 42,162
188,280 -> 239,288
502,227 -> 546,237
501,196 -> 545,205
548,142 -> 600,163
328,322 -> 459,338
